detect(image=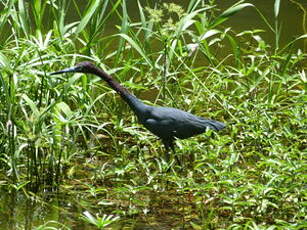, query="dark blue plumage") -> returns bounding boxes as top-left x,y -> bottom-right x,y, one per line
50,62 -> 225,153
